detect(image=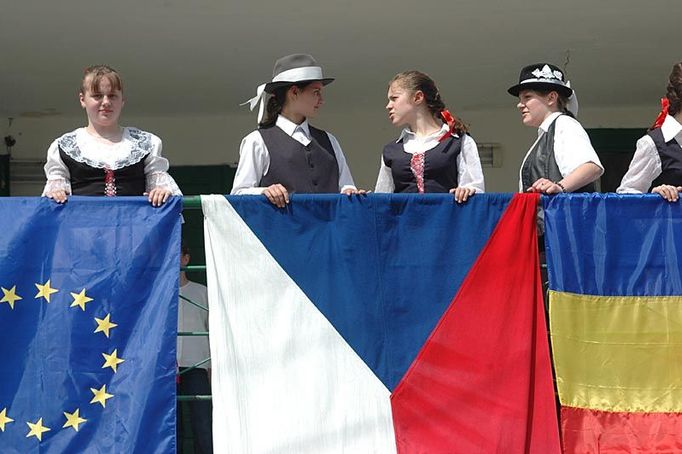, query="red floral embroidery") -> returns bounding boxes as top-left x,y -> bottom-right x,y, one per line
104,169 -> 117,197
410,152 -> 425,194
